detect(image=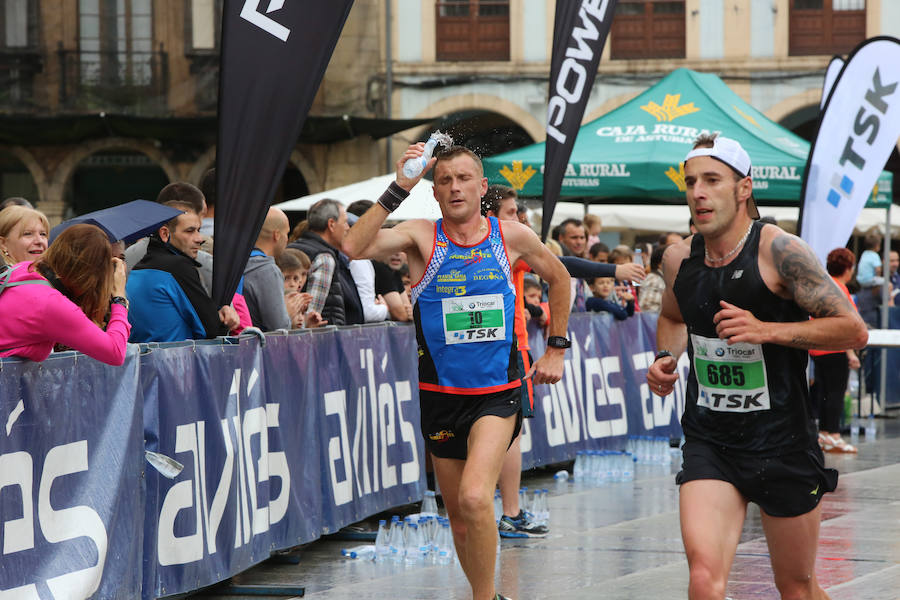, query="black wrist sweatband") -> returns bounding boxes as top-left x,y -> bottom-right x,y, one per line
377,181 -> 410,213
654,350 -> 673,362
